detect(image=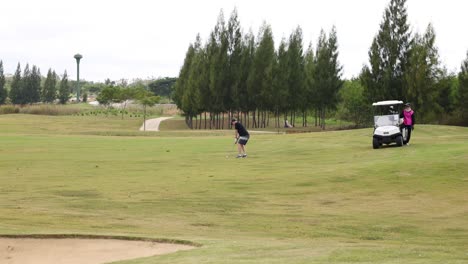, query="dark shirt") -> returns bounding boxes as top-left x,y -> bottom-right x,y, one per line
235,122 -> 249,137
